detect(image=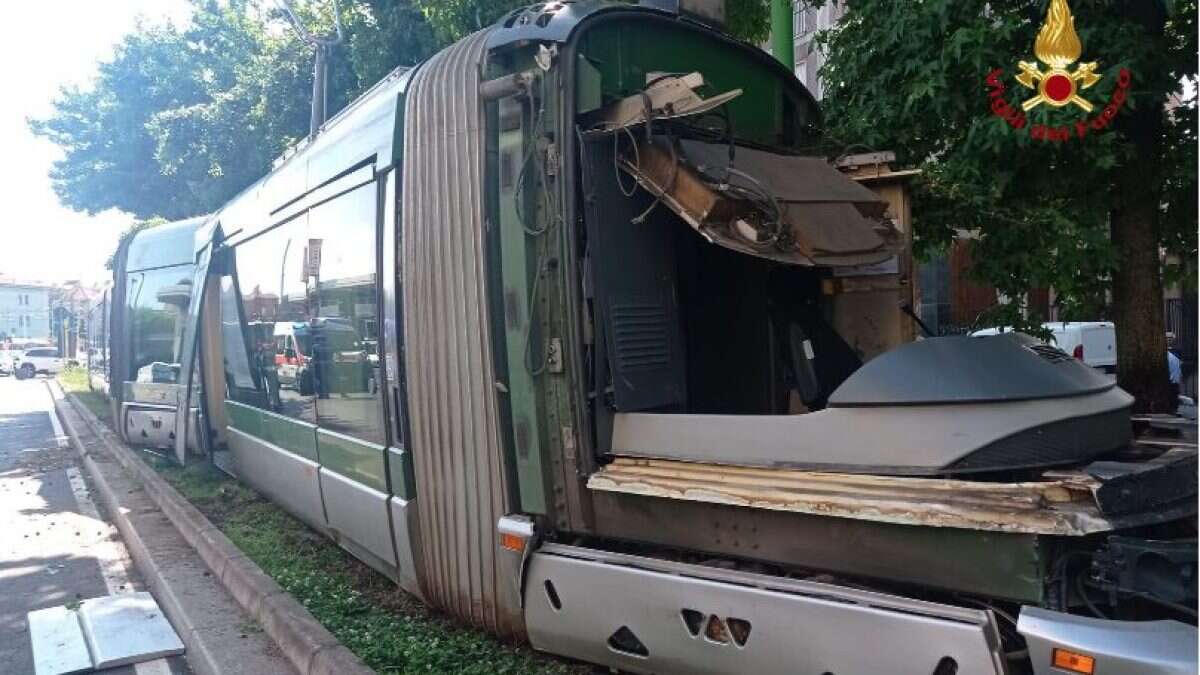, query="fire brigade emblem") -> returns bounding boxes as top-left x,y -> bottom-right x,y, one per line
1015,0 -> 1101,112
